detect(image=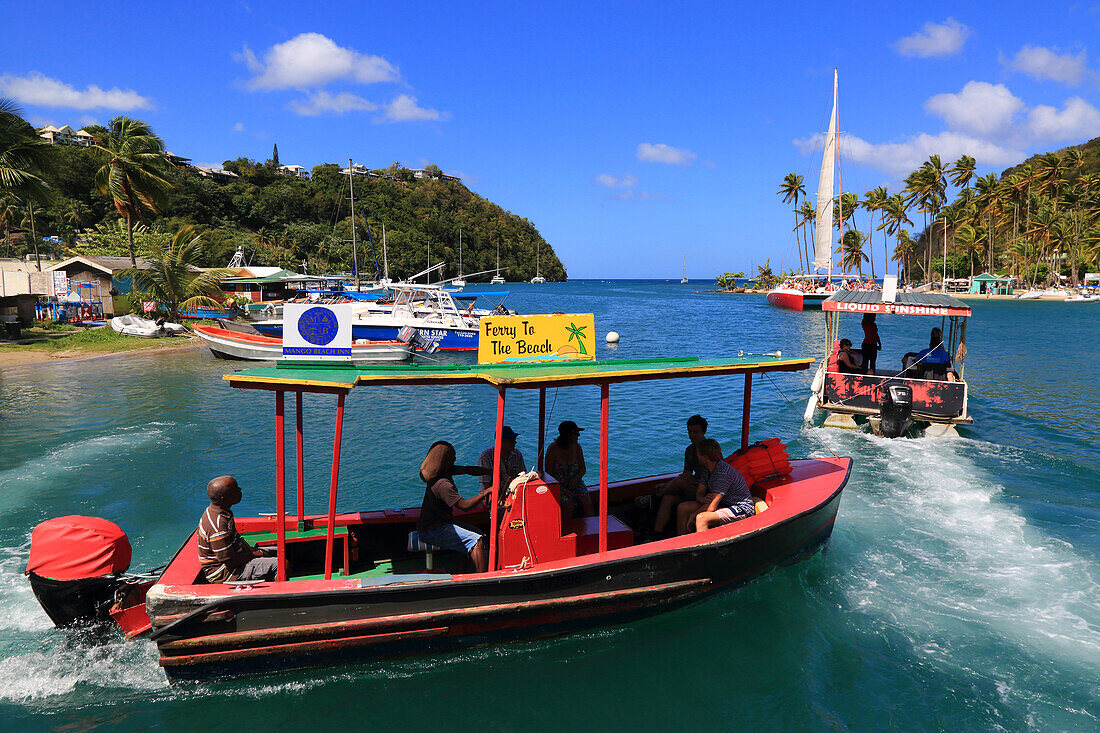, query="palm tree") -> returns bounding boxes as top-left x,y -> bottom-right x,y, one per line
953,223 -> 981,278
893,229 -> 916,285
778,173 -> 807,271
119,226 -> 232,322
949,155 -> 976,192
92,116 -> 172,266
862,186 -> 888,279
878,194 -> 912,278
797,201 -> 816,267
0,194 -> 19,256
0,98 -> 53,204
837,230 -> 869,277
